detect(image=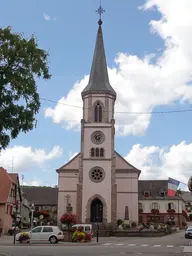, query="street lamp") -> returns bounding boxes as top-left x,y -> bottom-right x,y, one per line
96,204 -> 100,243
13,201 -> 18,244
